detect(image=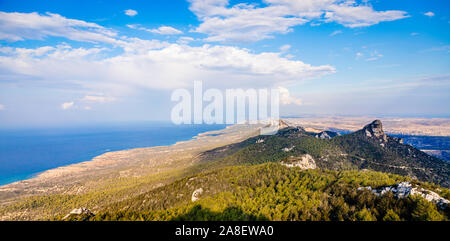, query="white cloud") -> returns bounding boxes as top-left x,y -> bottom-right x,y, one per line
124,9 -> 138,16
279,44 -> 291,52
0,12 -> 170,53
329,30 -> 342,36
424,11 -> 435,17
81,95 -> 116,103
150,26 -> 183,35
189,1 -> 306,42
0,43 -> 335,94
0,11 -> 119,44
60,95 -> 115,111
61,101 -> 74,110
279,87 -> 303,106
323,2 -> 409,28
177,36 -> 195,44
0,104 -> 4,110
188,0 -> 409,42
410,32 -> 419,36
128,24 -> 183,35
0,11 -> 336,104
